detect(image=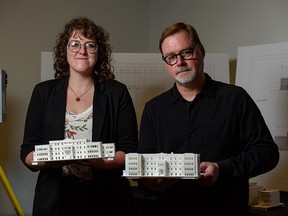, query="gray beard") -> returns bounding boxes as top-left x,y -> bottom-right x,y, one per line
175,69 -> 197,86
